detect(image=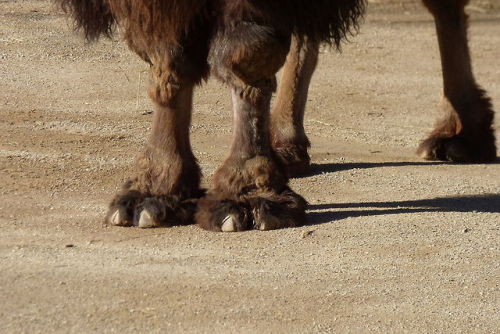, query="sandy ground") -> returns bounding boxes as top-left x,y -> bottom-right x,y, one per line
1,1 -> 499,333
